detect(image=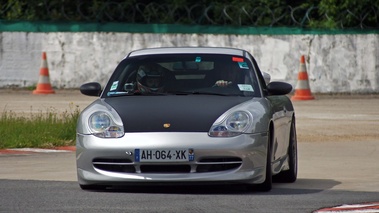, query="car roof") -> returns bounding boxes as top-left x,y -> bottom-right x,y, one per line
127,47 -> 247,58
